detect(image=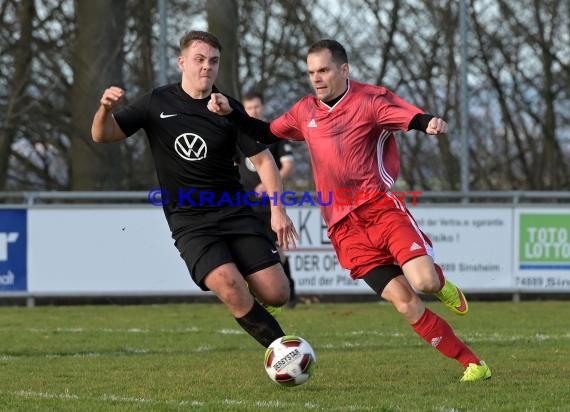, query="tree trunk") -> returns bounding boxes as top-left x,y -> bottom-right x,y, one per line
0,0 -> 34,190
207,0 -> 239,98
126,0 -> 157,189
70,0 -> 127,190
